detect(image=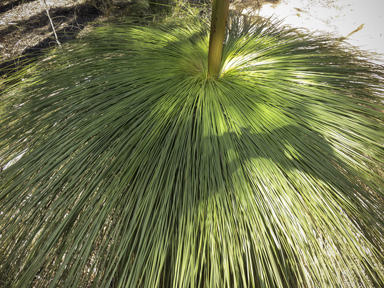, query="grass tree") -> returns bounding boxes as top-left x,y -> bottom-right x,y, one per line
1,1 -> 384,287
